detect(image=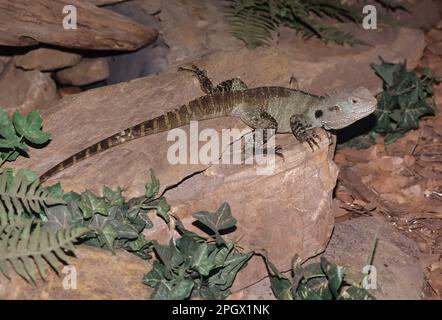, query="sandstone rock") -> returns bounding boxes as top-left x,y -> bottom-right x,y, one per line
235,215 -> 426,299
12,48 -> 338,289
89,0 -> 128,6
0,60 -> 58,114
319,216 -> 425,299
141,0 -> 244,63
15,48 -> 82,71
56,58 -> 110,86
0,55 -> 11,74
0,245 -> 152,299
277,24 -> 425,95
427,29 -> 442,43
390,0 -> 440,31
58,86 -> 82,97
0,0 -> 158,51
427,42 -> 442,56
